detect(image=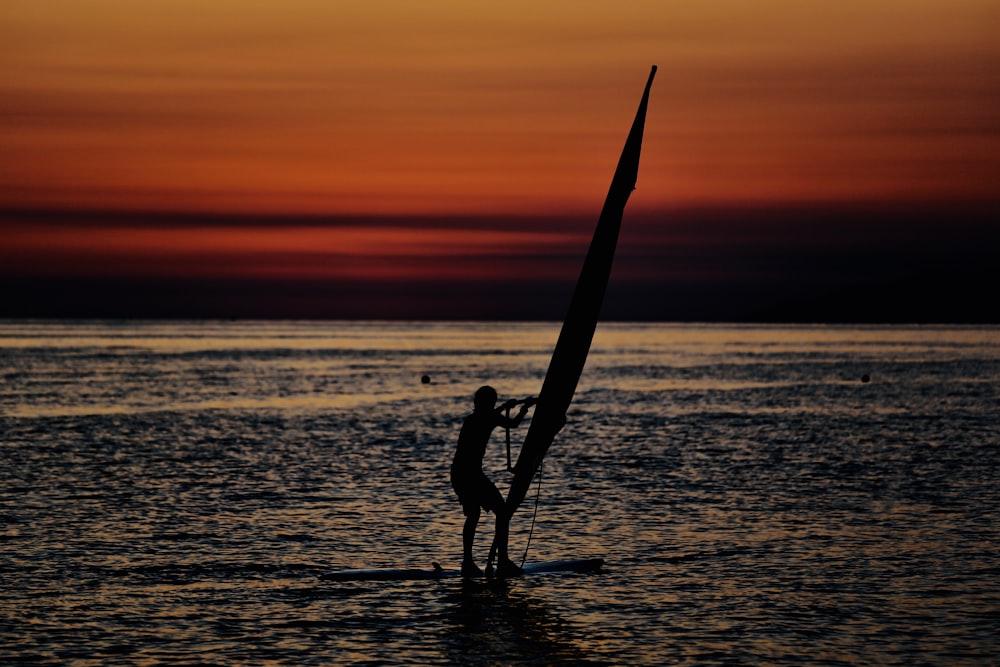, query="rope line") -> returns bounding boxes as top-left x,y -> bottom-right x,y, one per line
520,458 -> 543,567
